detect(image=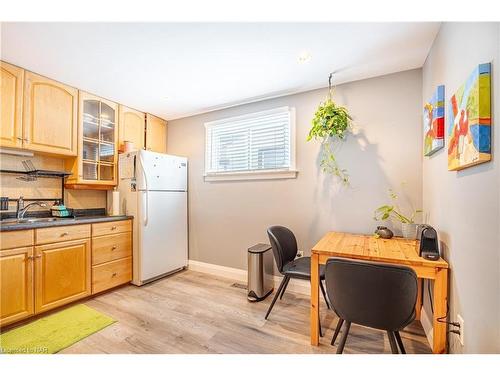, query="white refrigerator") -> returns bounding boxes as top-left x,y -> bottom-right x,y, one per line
117,150 -> 188,286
